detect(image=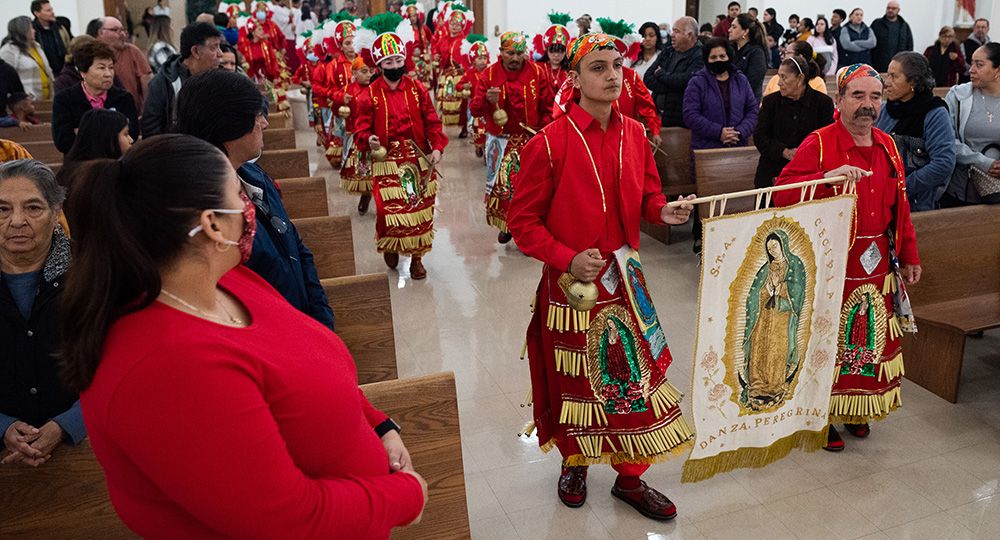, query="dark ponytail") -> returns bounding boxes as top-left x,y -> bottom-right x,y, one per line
60,134 -> 232,393
781,54 -> 822,83
787,40 -> 825,79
